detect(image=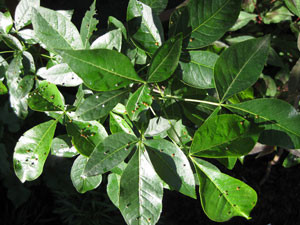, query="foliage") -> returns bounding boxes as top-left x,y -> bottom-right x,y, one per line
1,0 -> 300,224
